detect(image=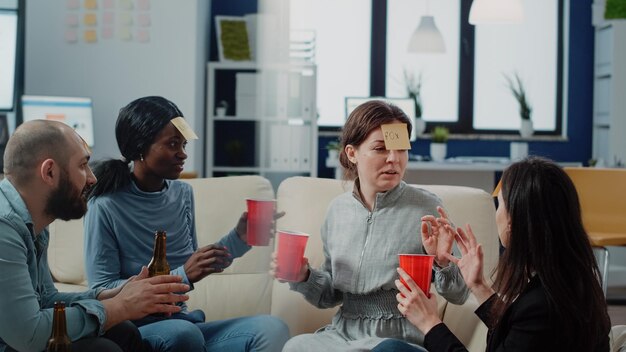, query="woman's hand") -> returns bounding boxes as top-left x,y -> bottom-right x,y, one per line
235,211 -> 286,242
443,224 -> 494,304
395,268 -> 441,334
269,252 -> 310,283
421,206 -> 455,267
184,244 -> 232,283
